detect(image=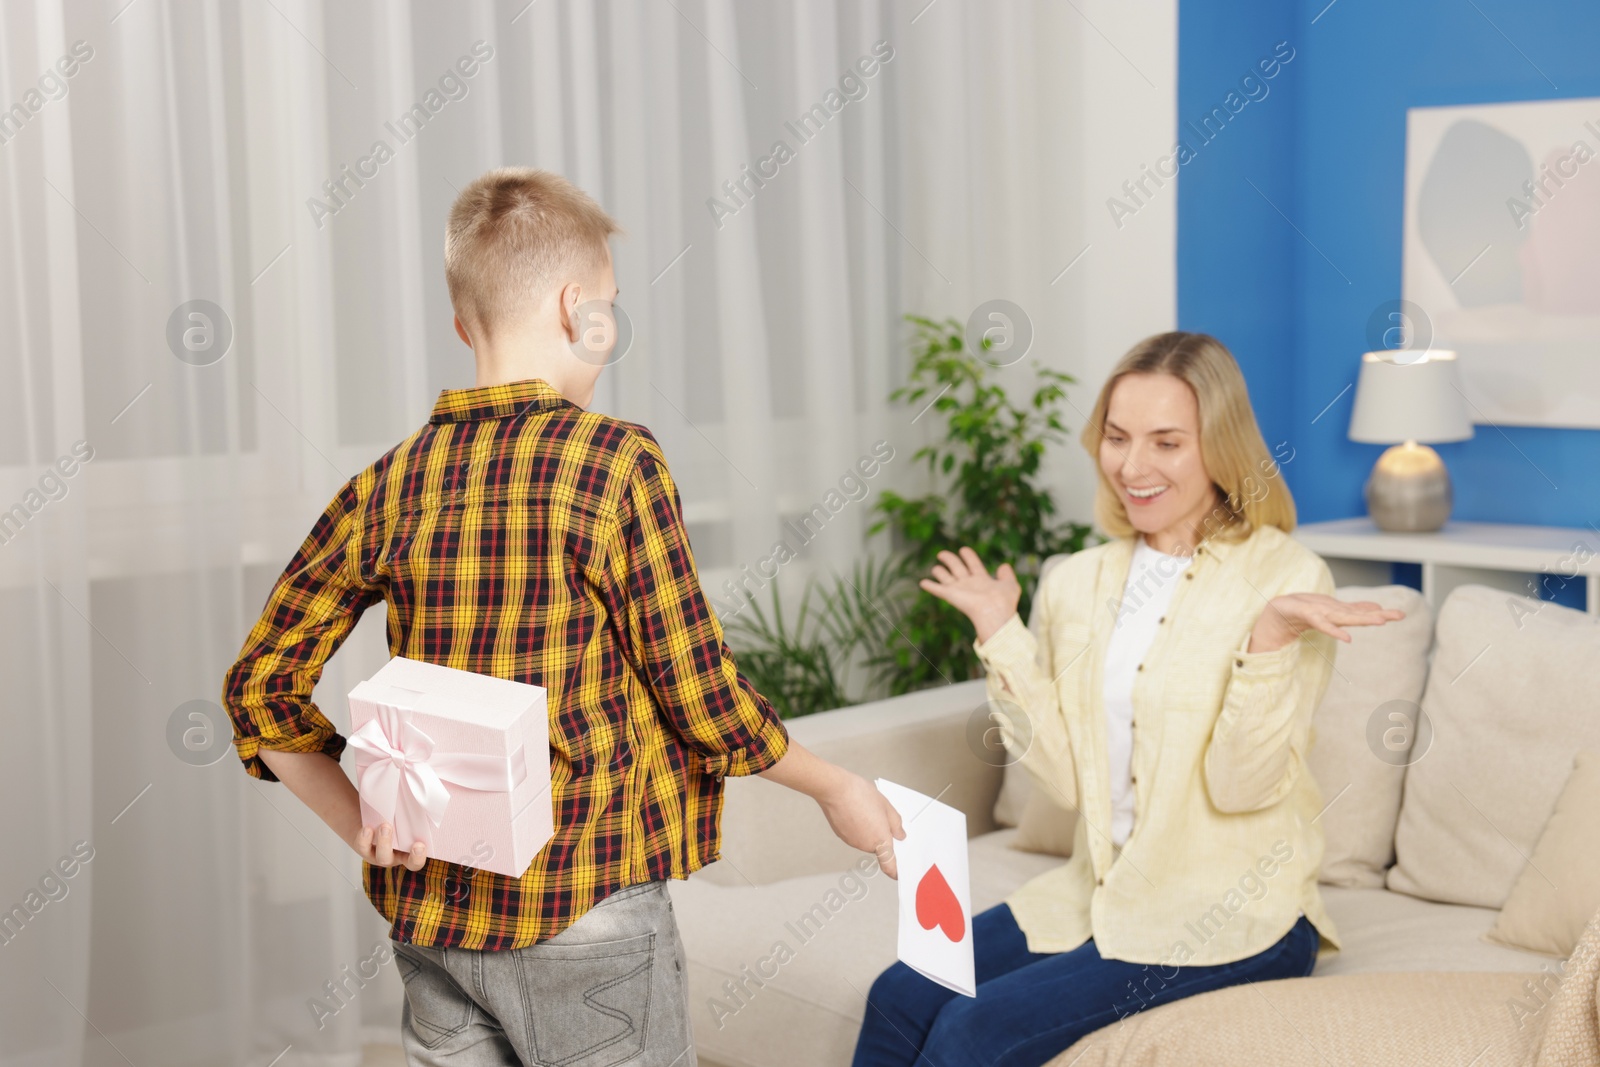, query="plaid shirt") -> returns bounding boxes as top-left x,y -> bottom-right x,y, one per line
223,378 -> 790,949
